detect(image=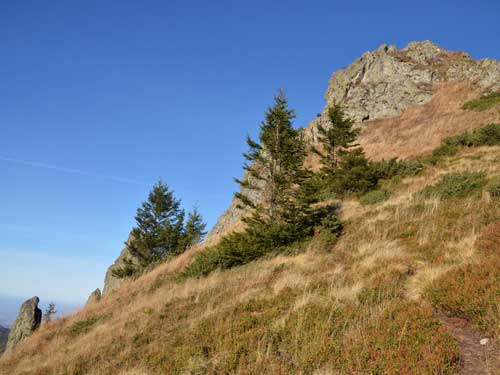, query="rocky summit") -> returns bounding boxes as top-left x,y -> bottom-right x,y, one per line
4,296 -> 41,355
324,40 -> 500,124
